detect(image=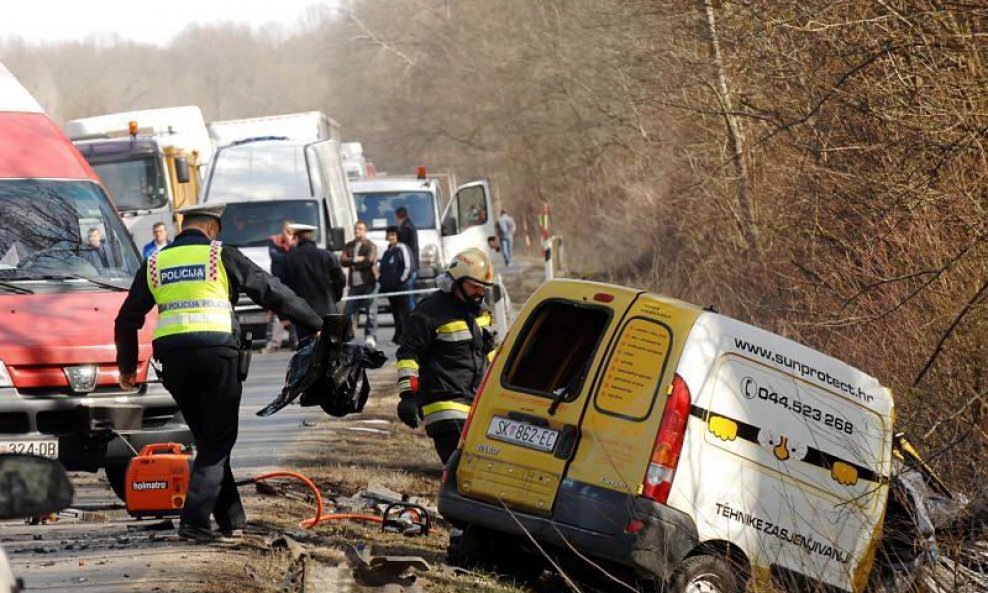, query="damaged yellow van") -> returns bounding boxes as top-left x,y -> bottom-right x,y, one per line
438,279 -> 901,593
